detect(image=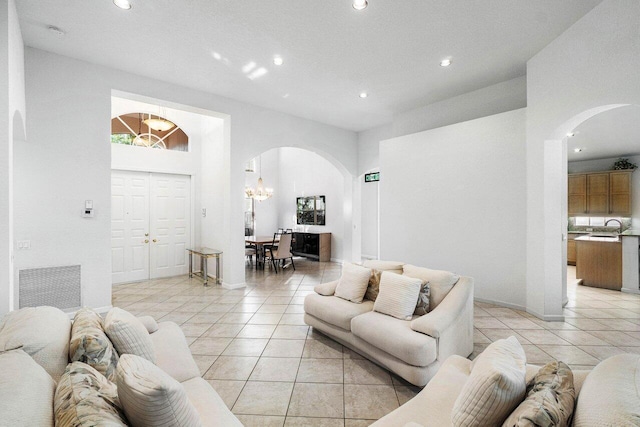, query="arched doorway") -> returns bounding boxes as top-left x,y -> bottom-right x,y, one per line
242,147 -> 350,270
539,103 -> 639,318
